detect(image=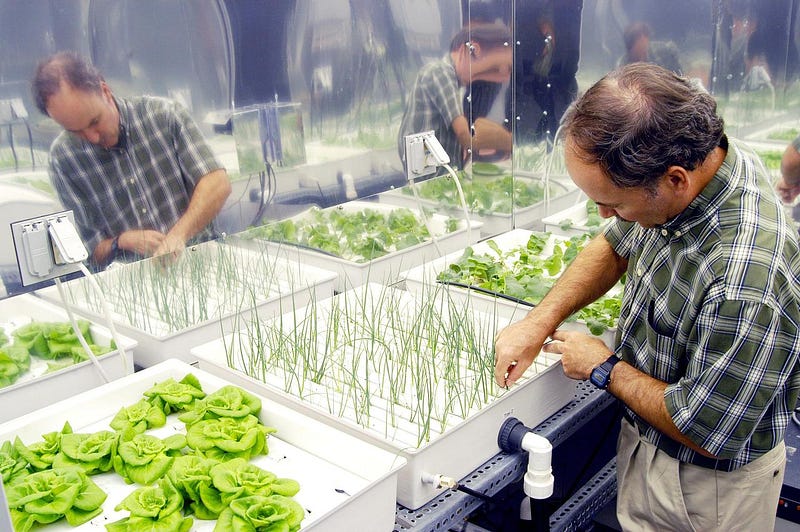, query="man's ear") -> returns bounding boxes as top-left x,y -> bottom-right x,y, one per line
664,166 -> 690,193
